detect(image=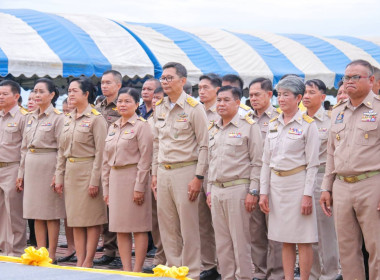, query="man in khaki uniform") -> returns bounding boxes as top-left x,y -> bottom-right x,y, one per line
208,85 -> 263,280
139,78 -> 161,120
247,78 -> 283,280
198,73 -> 221,280
0,80 -> 27,256
303,79 -> 340,280
320,59 -> 380,280
151,62 -> 209,280
372,66 -> 380,95
94,70 -> 121,267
